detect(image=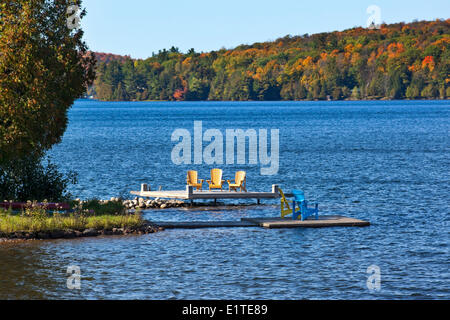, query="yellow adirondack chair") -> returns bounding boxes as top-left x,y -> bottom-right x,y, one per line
227,171 -> 247,192
186,170 -> 204,191
278,188 -> 292,218
207,169 -> 225,191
